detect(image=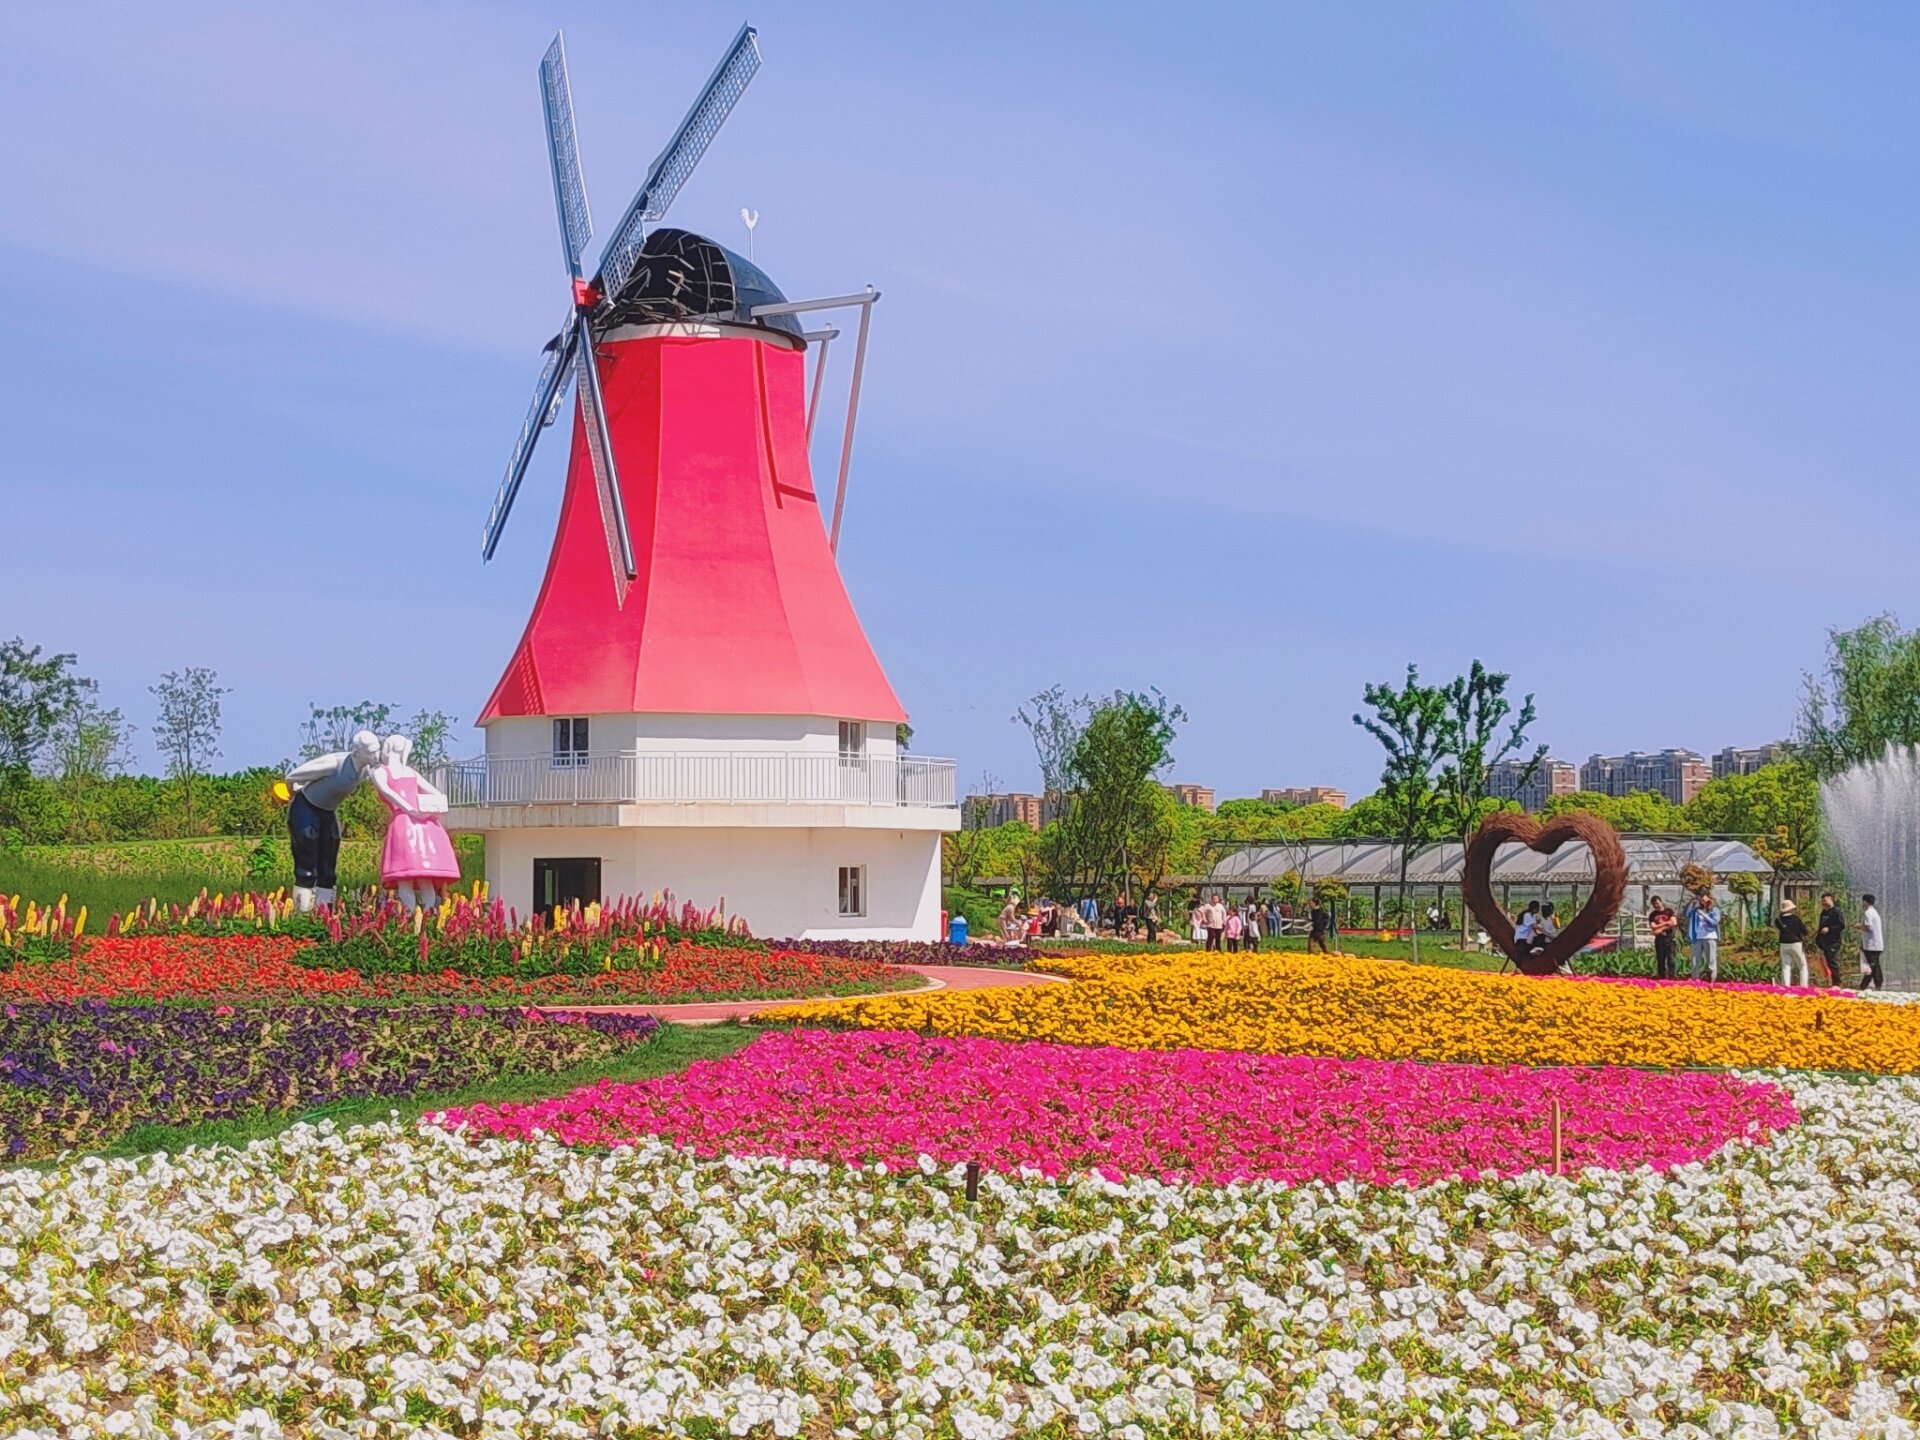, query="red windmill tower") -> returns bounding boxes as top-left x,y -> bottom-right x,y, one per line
445,25 -> 957,938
